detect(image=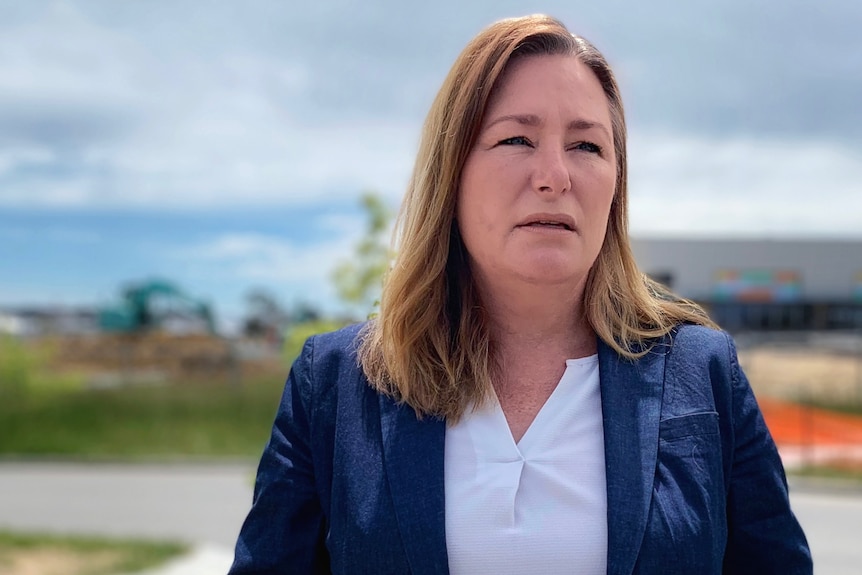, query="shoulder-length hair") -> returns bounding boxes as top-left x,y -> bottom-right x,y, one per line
359,14 -> 715,421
